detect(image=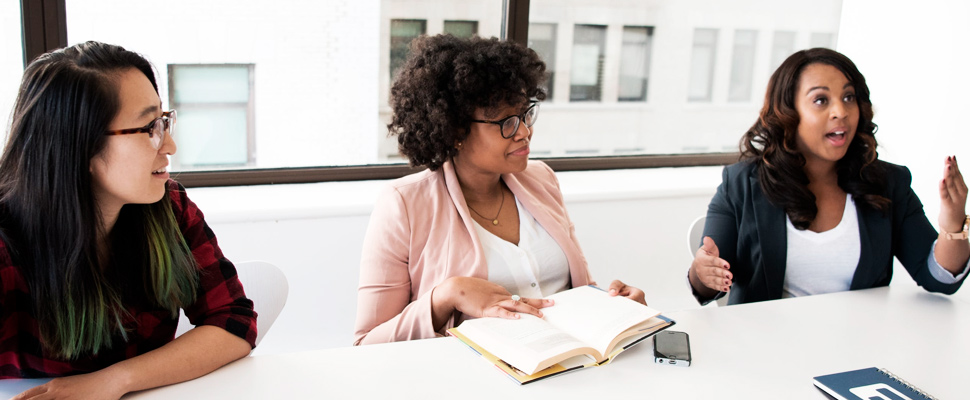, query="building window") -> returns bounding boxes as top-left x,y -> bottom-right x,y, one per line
390,19 -> 426,81
570,24 -> 607,102
168,64 -> 254,169
528,23 -> 557,101
618,26 -> 654,102
770,31 -> 796,74
810,32 -> 834,49
688,28 -> 718,102
728,29 -> 757,102
443,20 -> 478,38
